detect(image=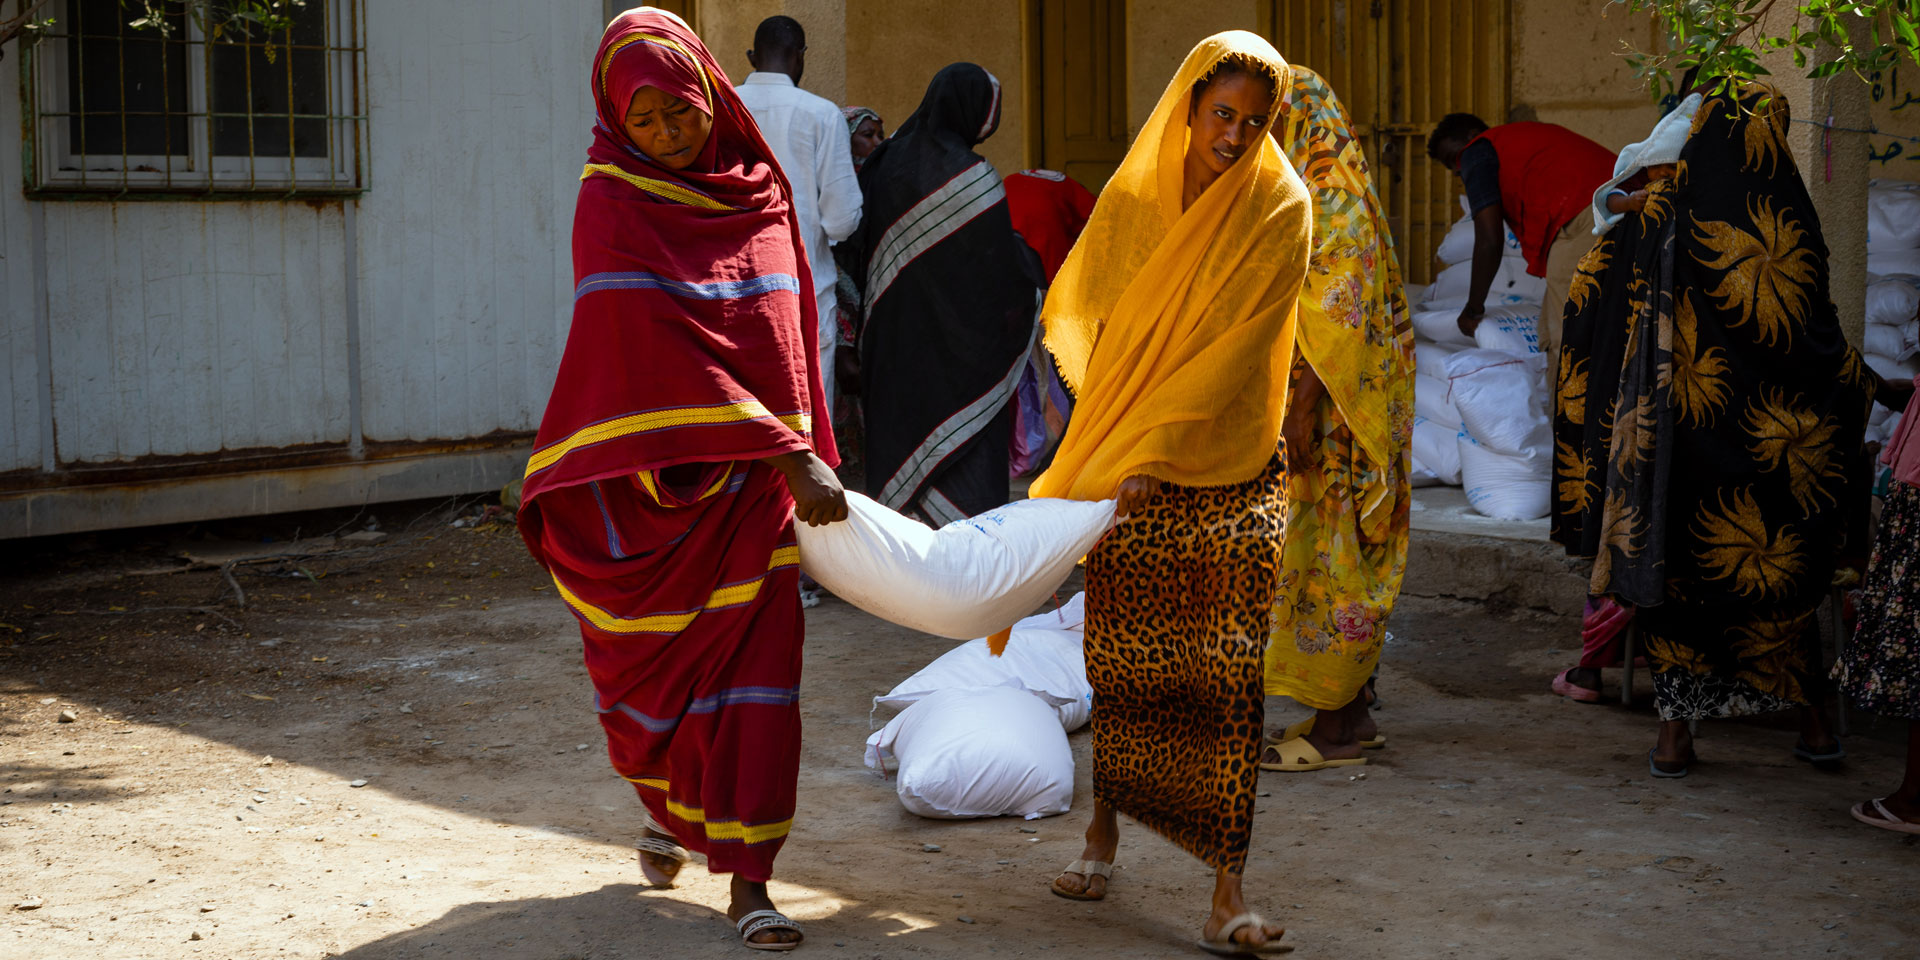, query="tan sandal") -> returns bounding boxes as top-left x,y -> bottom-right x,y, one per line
1050,859 -> 1113,901
1258,736 -> 1367,773
1265,716 -> 1385,749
